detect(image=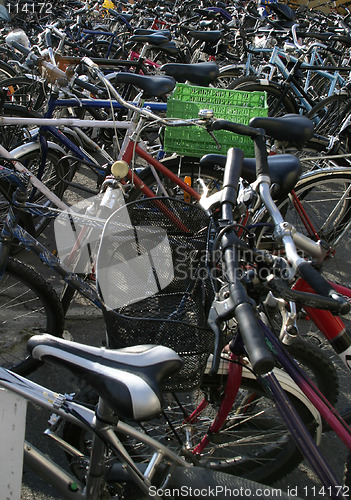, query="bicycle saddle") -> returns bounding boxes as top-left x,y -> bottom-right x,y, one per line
133,29 -> 172,40
188,30 -> 222,44
161,62 -> 219,86
200,154 -> 301,198
27,334 -> 182,421
199,20 -> 215,28
154,41 -> 180,56
109,10 -> 133,22
249,114 -> 314,146
112,73 -> 176,97
129,34 -> 170,46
